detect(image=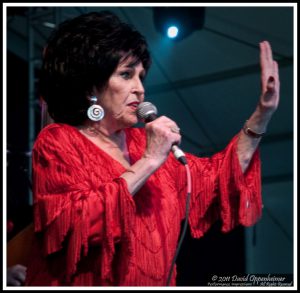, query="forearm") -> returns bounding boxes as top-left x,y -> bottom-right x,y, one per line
237,104 -> 272,173
120,155 -> 161,195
